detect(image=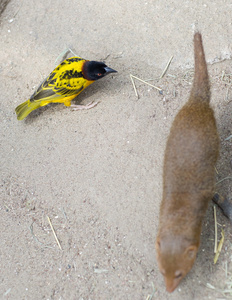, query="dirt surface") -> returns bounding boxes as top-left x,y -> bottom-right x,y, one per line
0,1 -> 232,299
